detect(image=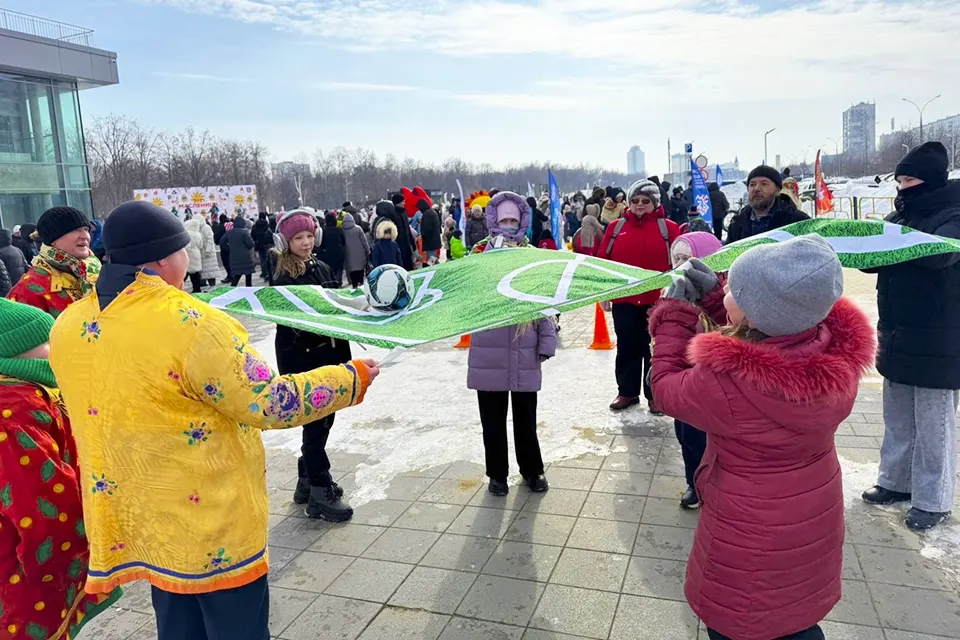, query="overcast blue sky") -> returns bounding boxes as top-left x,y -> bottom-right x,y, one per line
20,0 -> 960,175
